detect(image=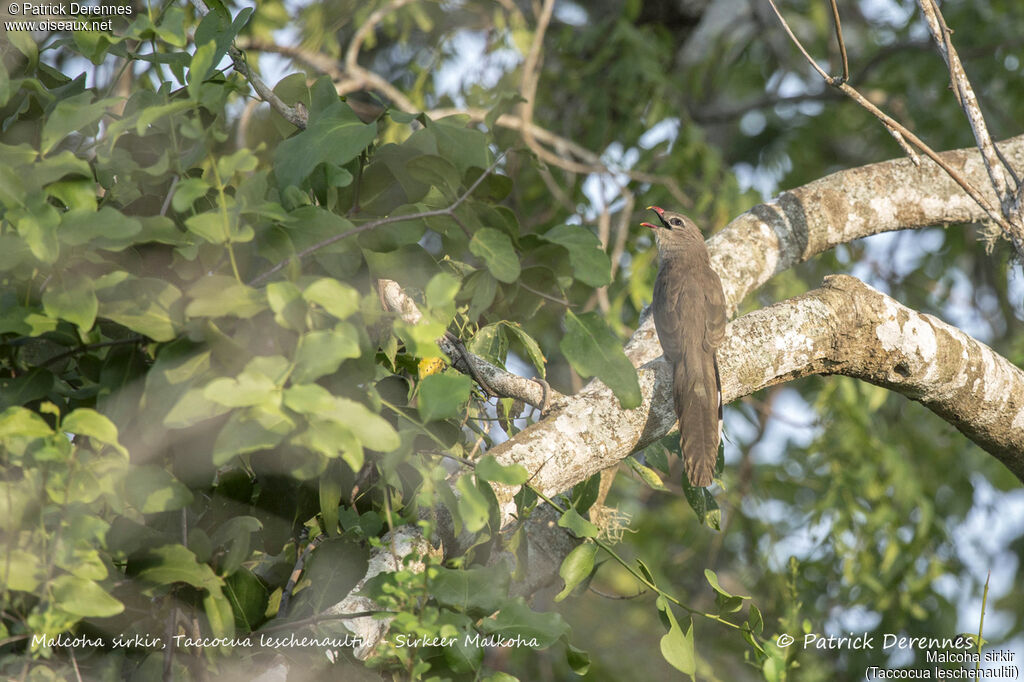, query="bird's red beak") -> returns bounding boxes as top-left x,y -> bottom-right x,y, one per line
643,205 -> 666,230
